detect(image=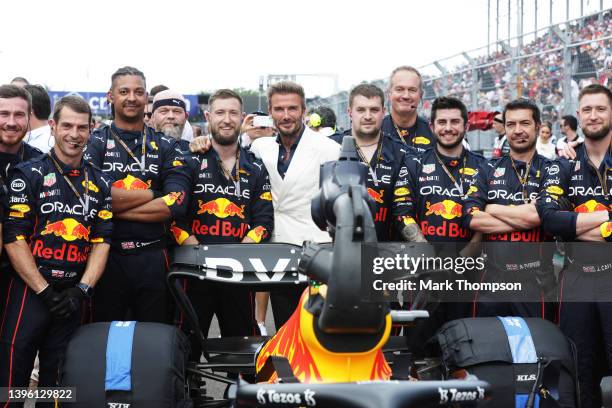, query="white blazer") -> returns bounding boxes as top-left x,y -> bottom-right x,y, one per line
250,127 -> 340,245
